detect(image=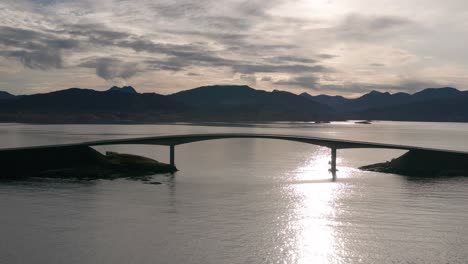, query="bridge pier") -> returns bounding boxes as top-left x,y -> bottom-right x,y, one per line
330,147 -> 337,174
170,145 -> 175,167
